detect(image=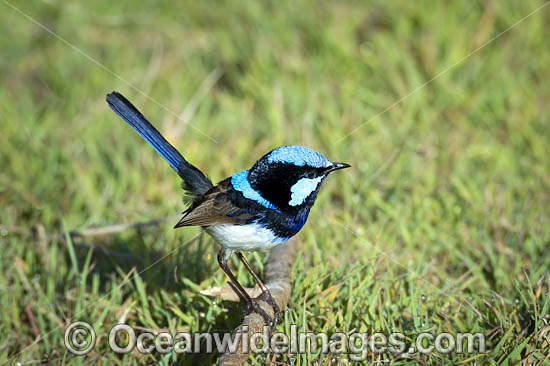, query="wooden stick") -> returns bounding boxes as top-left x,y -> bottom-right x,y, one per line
69,215 -> 181,237
218,239 -> 298,365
